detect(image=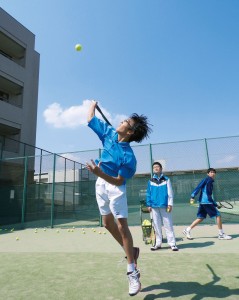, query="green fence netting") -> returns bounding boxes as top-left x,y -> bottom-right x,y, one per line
0,136 -> 238,228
